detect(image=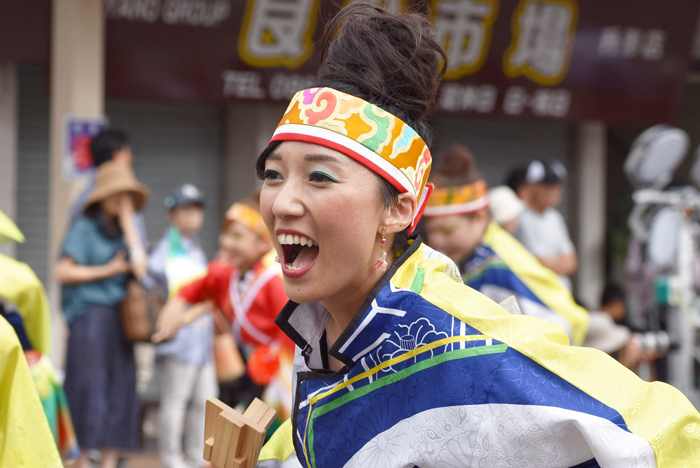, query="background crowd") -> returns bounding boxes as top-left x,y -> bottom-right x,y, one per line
2,123 -> 686,467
